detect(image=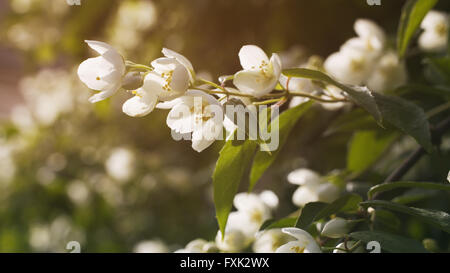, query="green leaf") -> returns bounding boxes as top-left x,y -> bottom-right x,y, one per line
295,202 -> 328,229
282,68 -> 433,153
213,137 -> 258,235
373,93 -> 432,152
350,231 -> 428,253
425,57 -> 450,85
347,131 -> 397,174
371,209 -> 401,233
259,217 -> 297,231
361,200 -> 450,233
397,0 -> 438,58
368,182 -> 450,199
283,68 -> 382,123
248,101 -> 313,191
295,194 -> 362,229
